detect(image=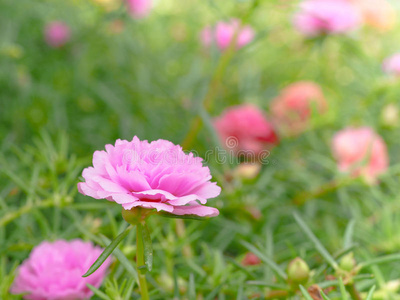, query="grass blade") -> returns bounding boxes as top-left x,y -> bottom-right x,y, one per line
365,285 -> 376,300
240,240 -> 287,280
83,225 -> 133,277
299,285 -> 314,300
293,212 -> 338,270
